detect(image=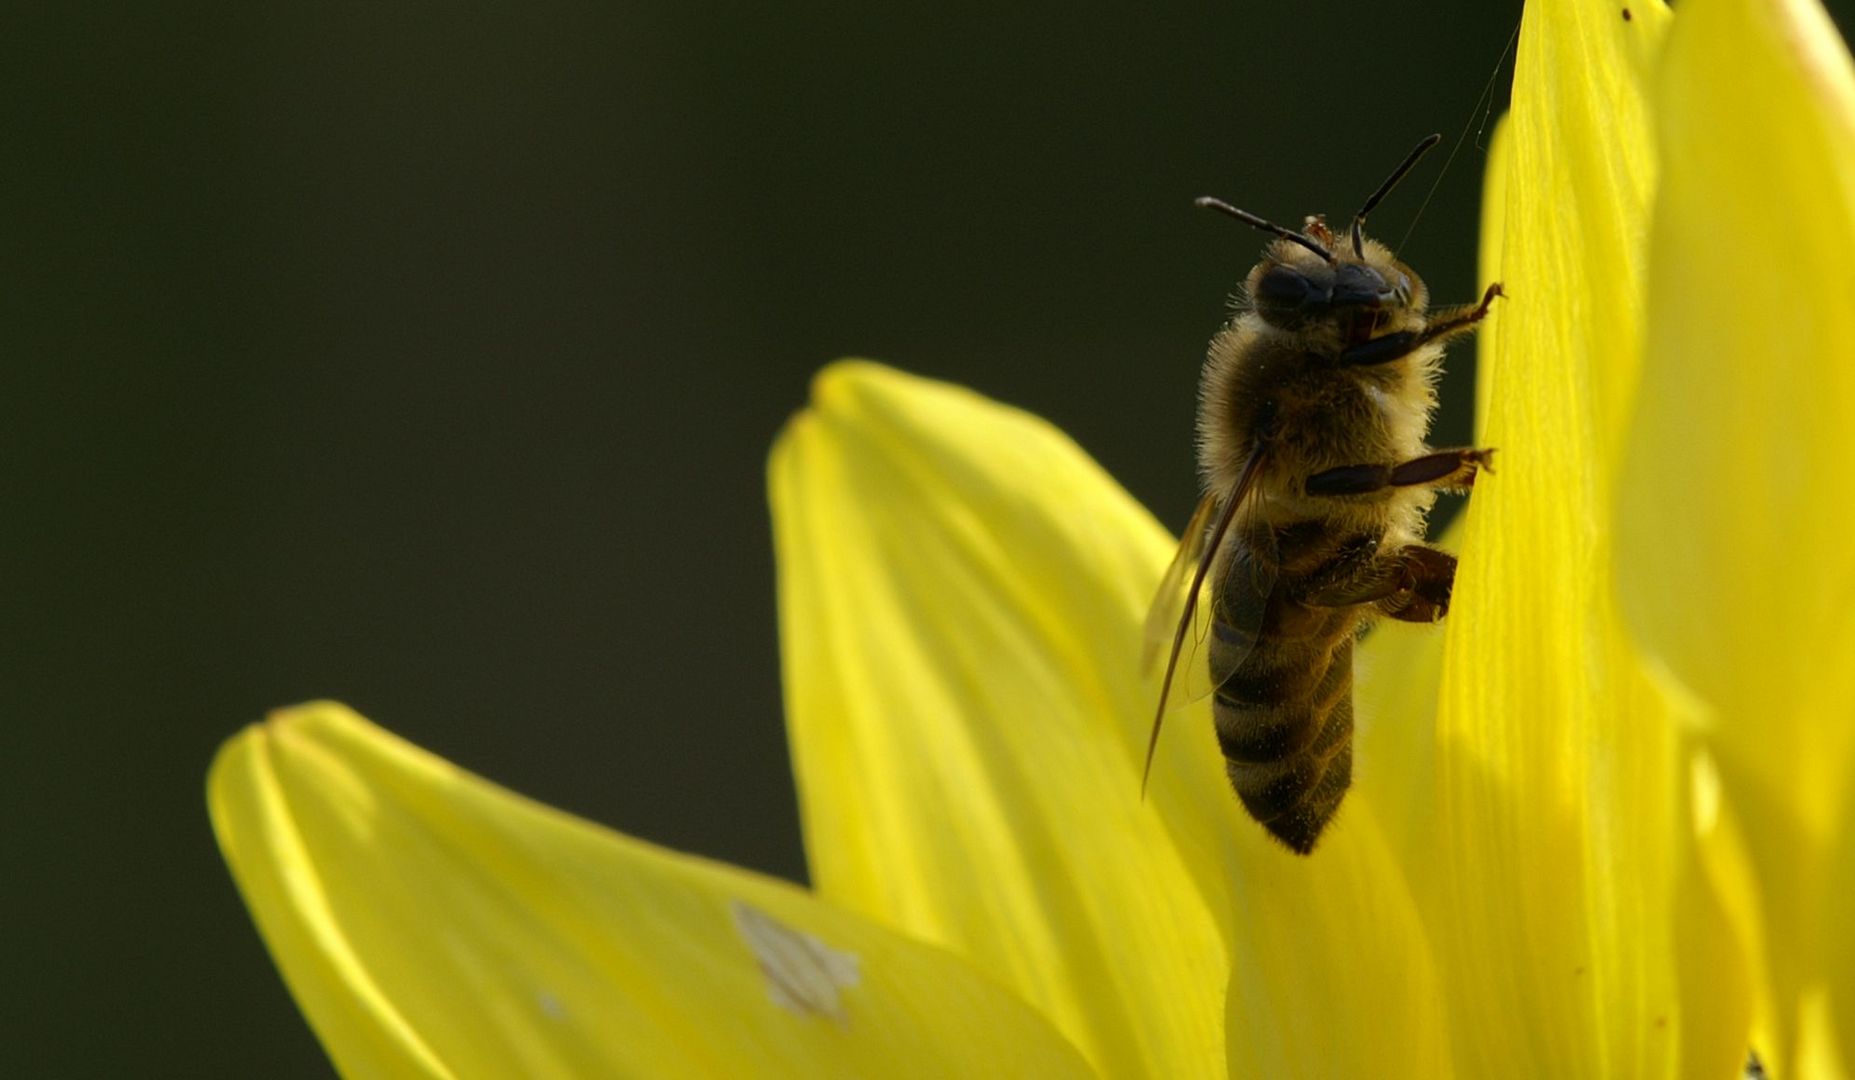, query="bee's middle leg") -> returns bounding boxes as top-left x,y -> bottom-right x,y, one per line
1304,448 -> 1495,497
1300,544 -> 1456,623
